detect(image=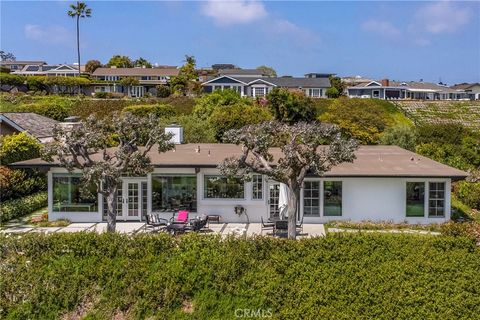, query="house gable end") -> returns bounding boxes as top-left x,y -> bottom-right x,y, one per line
202,76 -> 246,85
